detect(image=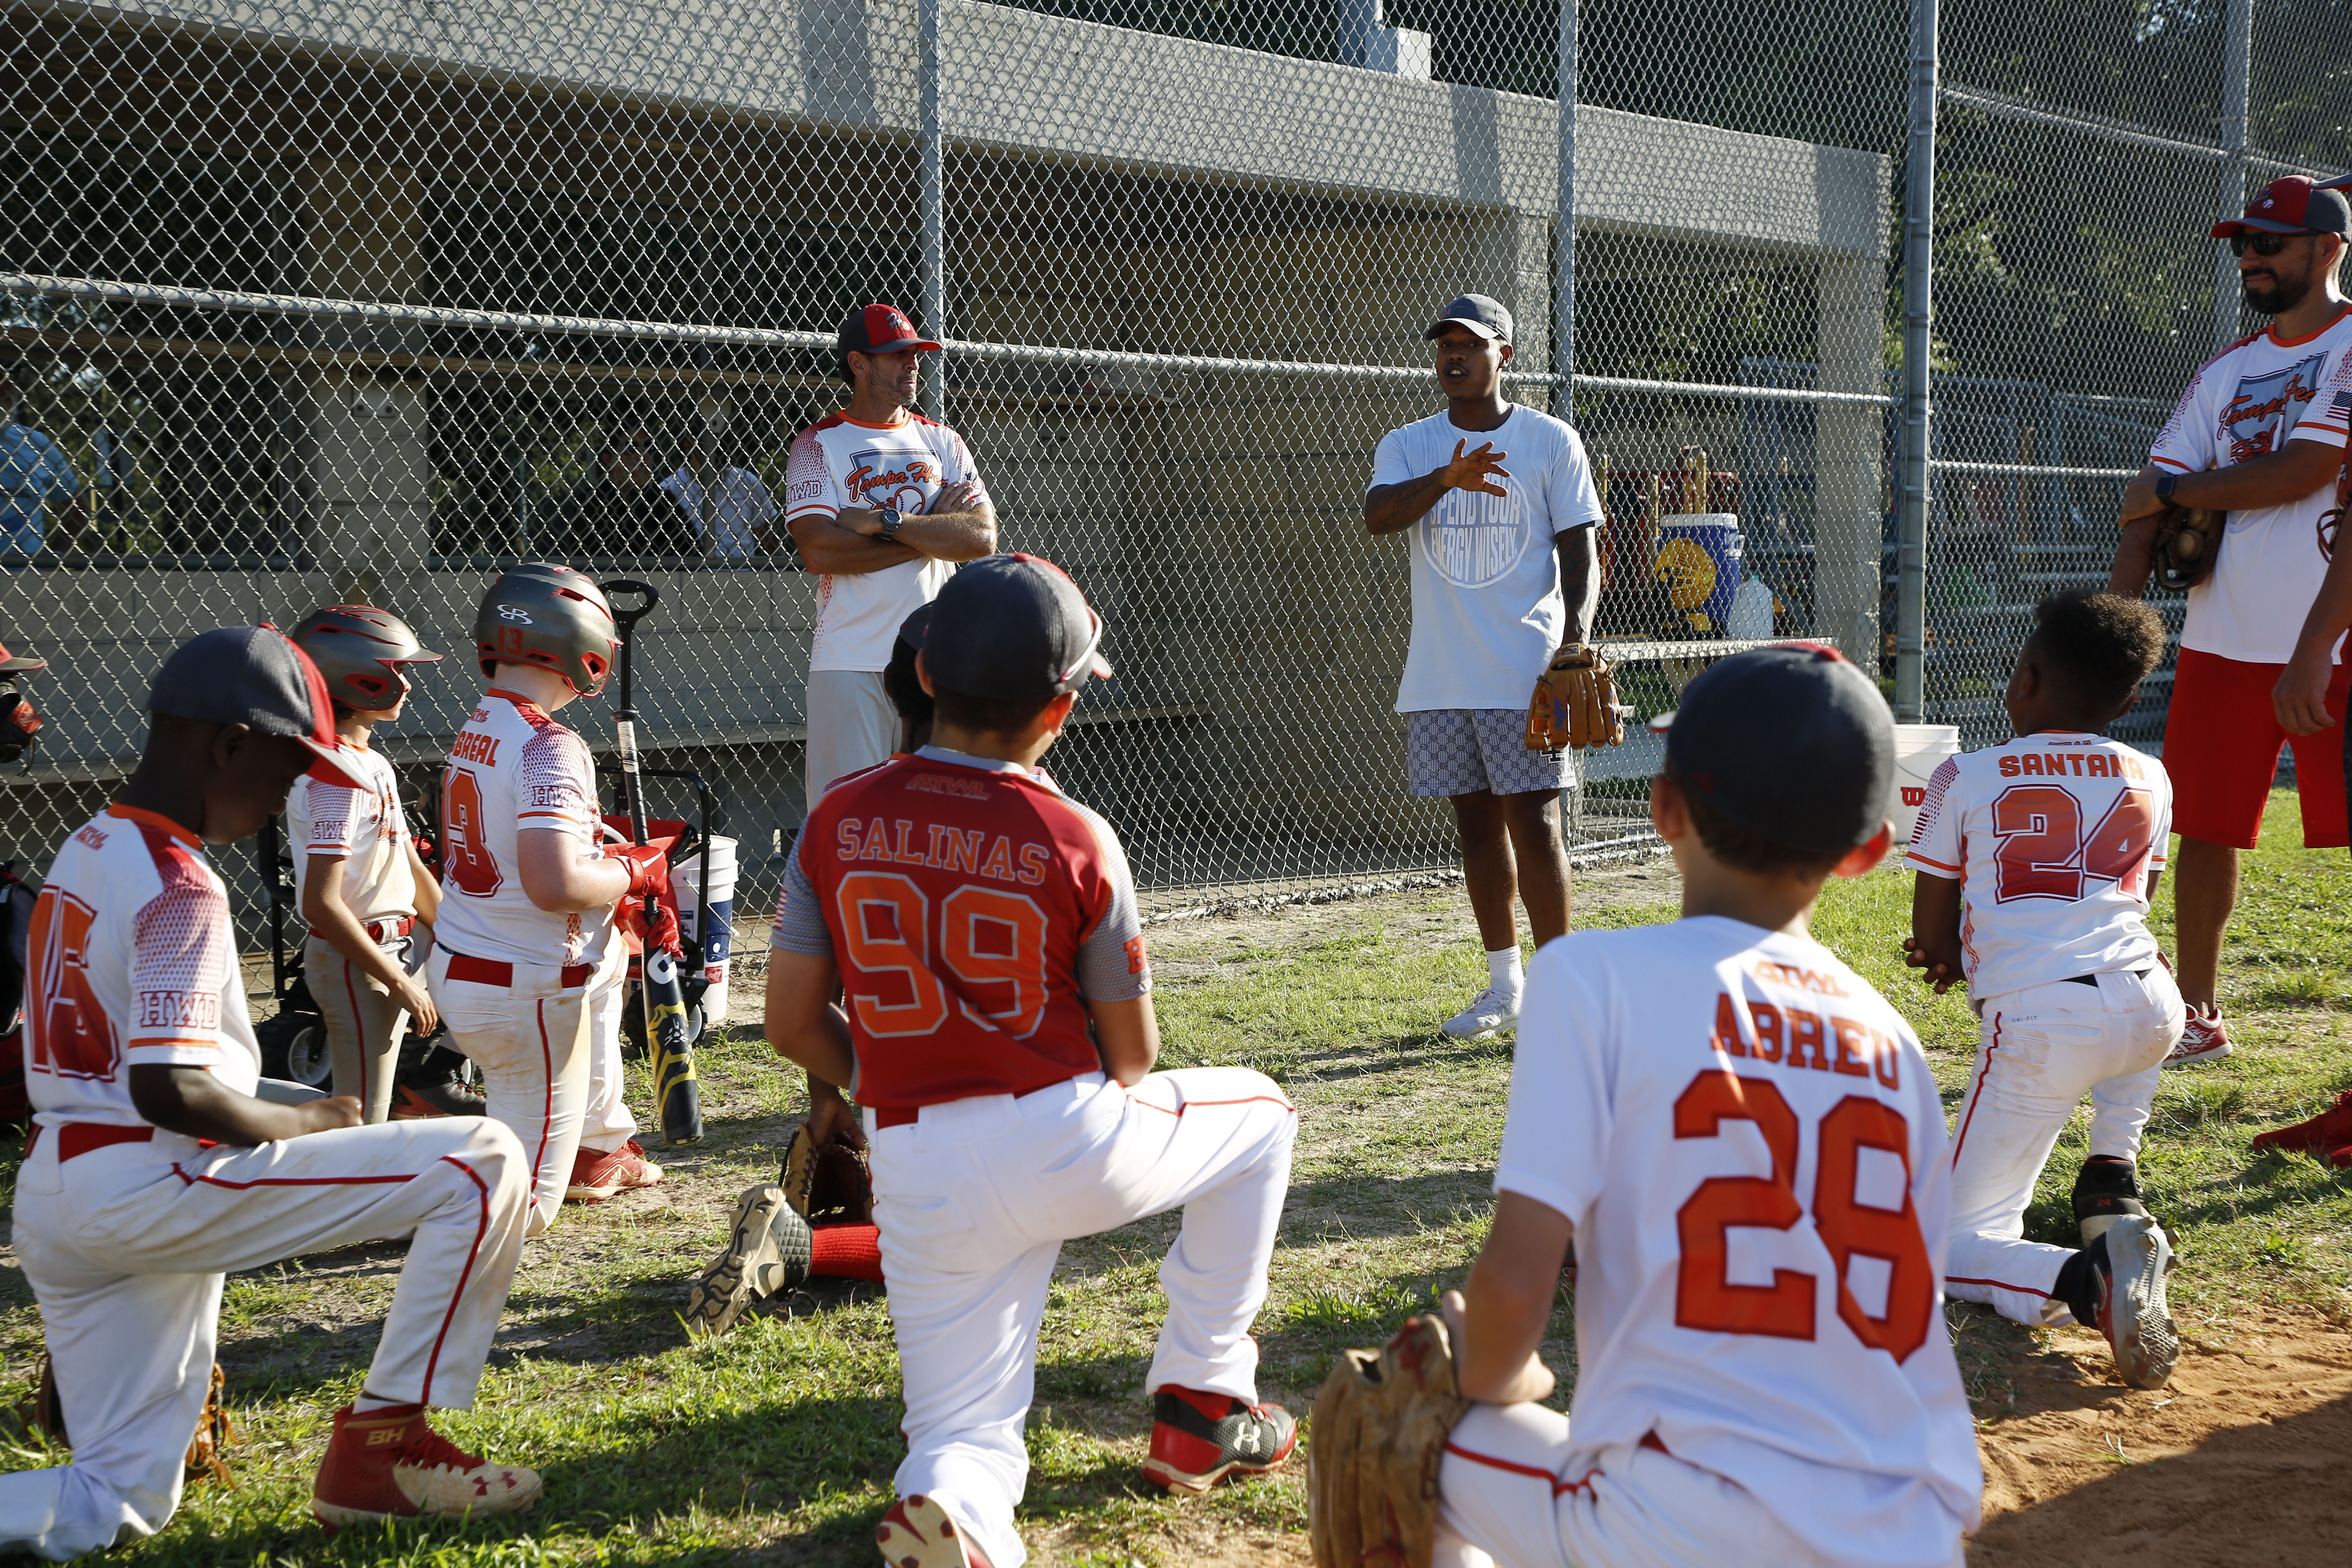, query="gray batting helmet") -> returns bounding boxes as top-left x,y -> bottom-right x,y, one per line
472,564 -> 619,696
290,604 -> 442,713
